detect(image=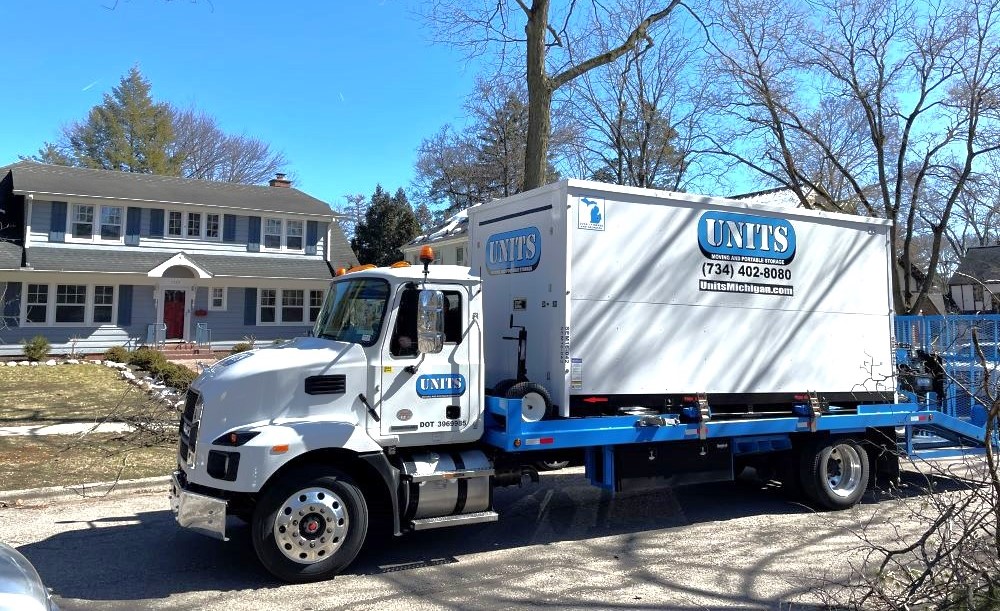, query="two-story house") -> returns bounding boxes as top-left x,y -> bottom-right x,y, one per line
0,161 -> 358,355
